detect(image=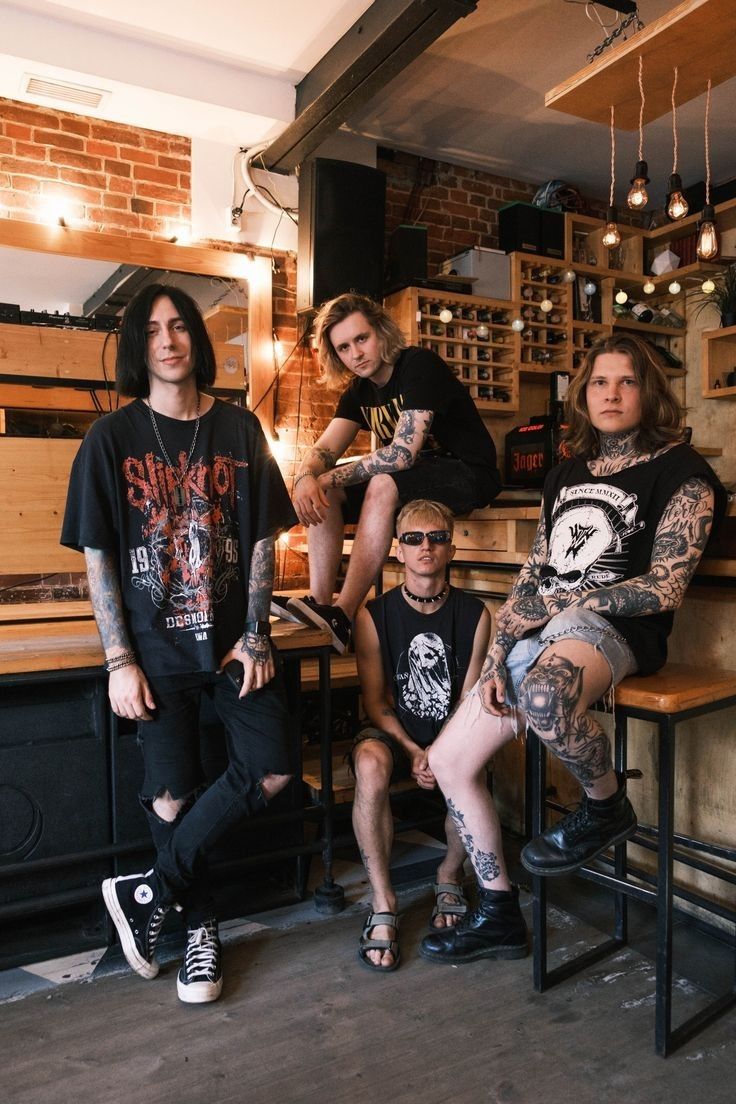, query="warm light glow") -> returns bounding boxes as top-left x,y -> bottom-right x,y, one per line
701,277 -> 716,294
602,222 -> 621,249
232,252 -> 255,279
696,220 -> 719,261
643,280 -> 656,295
166,221 -> 191,245
475,323 -> 489,339
562,269 -> 576,284
668,280 -> 681,294
540,299 -> 553,313
615,289 -> 628,304
667,191 -> 689,221
268,435 -> 288,464
39,194 -> 71,226
438,308 -> 453,324
511,318 -> 525,332
278,531 -> 290,547
627,179 -> 648,210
